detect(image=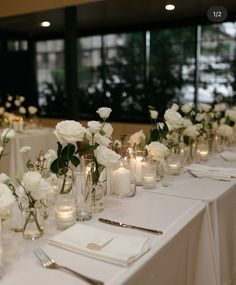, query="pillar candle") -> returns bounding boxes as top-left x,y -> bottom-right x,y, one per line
112,166 -> 131,195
